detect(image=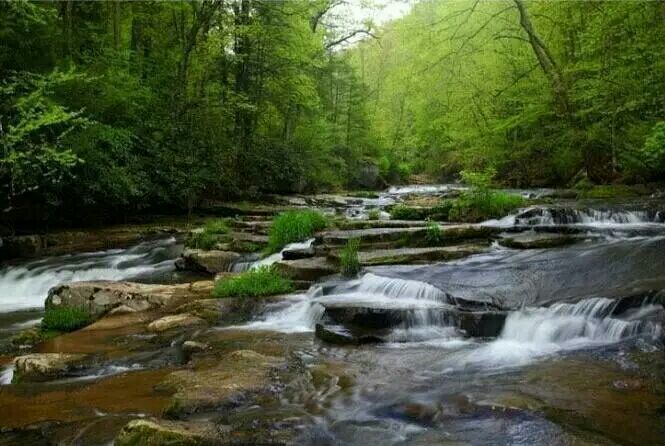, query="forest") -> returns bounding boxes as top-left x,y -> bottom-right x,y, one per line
1,0 -> 664,229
